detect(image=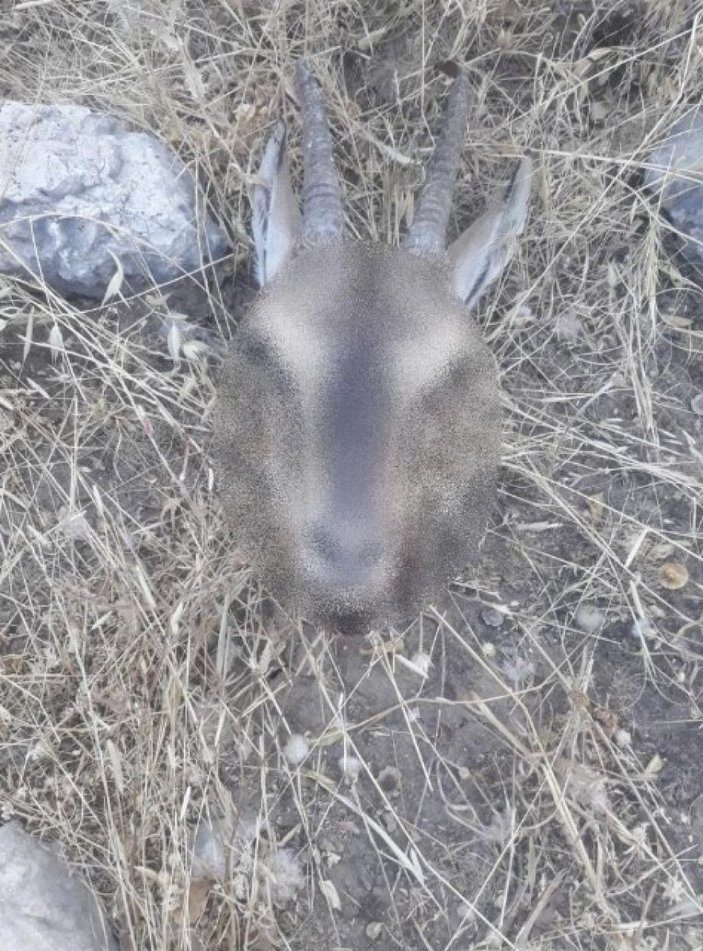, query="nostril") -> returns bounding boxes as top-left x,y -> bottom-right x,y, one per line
308,524 -> 339,564
305,523 -> 383,581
